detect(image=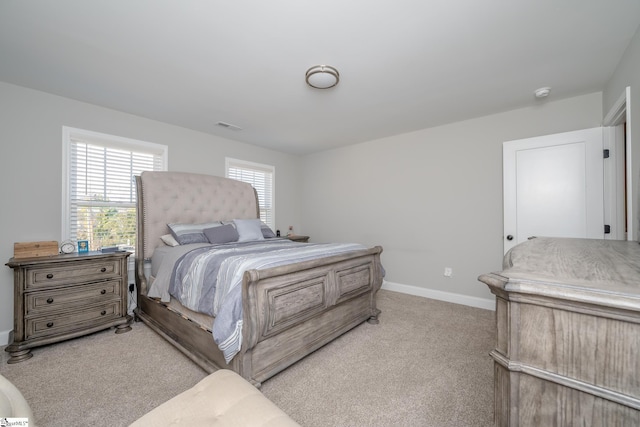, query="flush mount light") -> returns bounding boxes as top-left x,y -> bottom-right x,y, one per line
534,87 -> 551,98
305,65 -> 340,89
